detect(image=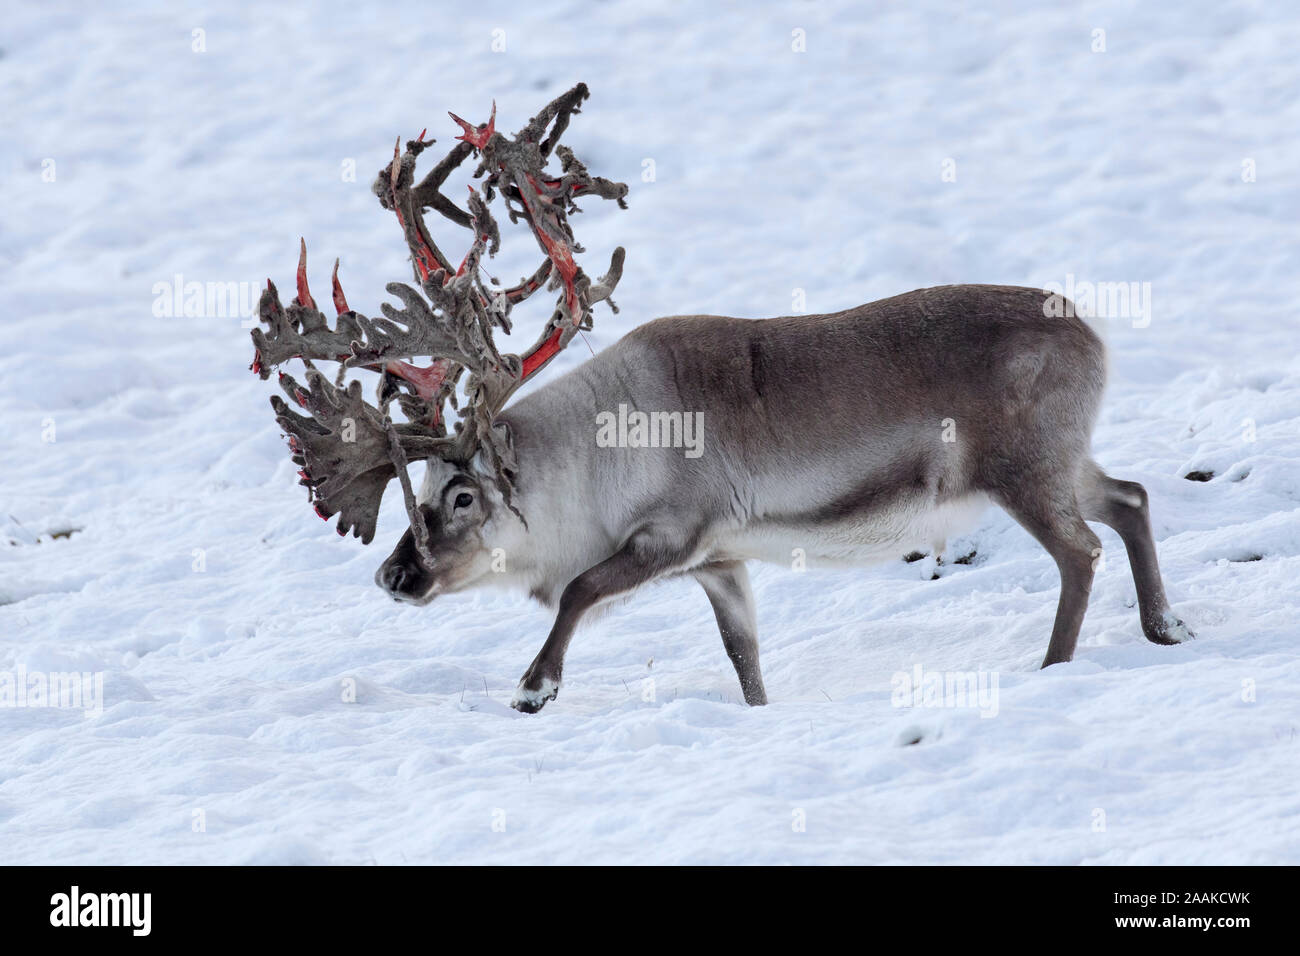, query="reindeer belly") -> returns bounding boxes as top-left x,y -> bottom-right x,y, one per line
712,492 -> 990,568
